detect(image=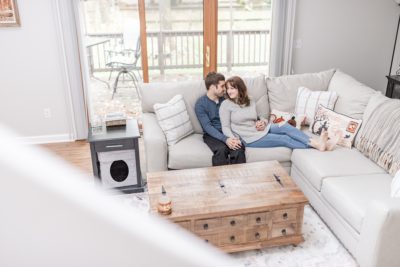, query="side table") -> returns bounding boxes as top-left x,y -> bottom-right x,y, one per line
386,75 -> 400,99
88,119 -> 144,193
